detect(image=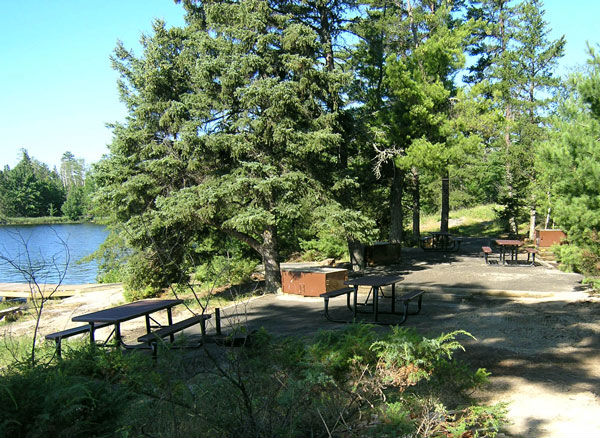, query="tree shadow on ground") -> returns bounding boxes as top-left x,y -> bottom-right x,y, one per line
203,282 -> 599,436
